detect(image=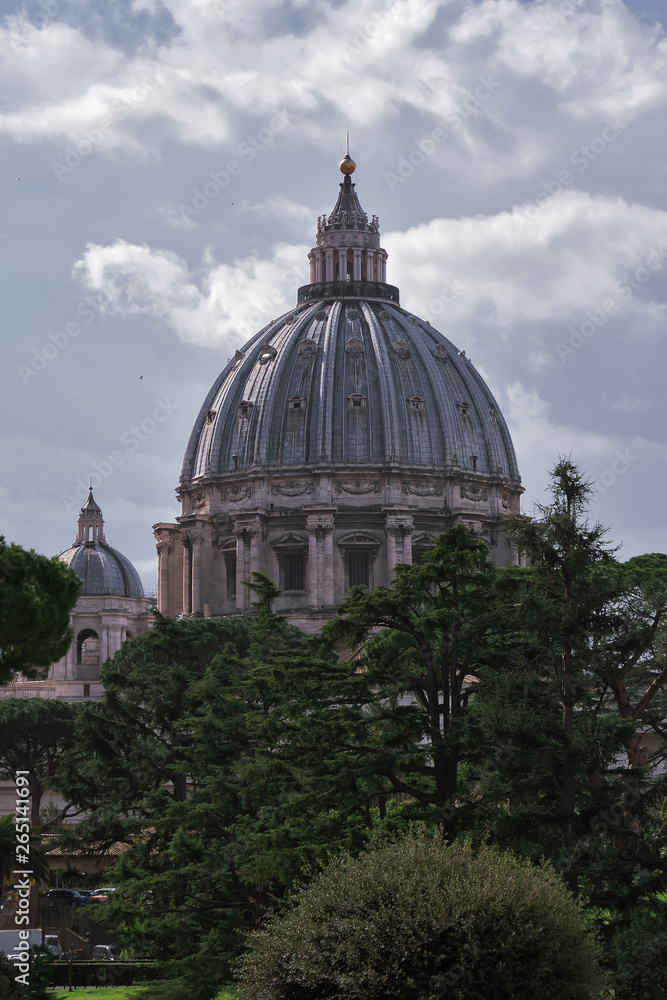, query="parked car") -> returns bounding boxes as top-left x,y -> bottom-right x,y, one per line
46,889 -> 86,908
92,944 -> 120,961
74,889 -> 100,904
89,887 -> 116,904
